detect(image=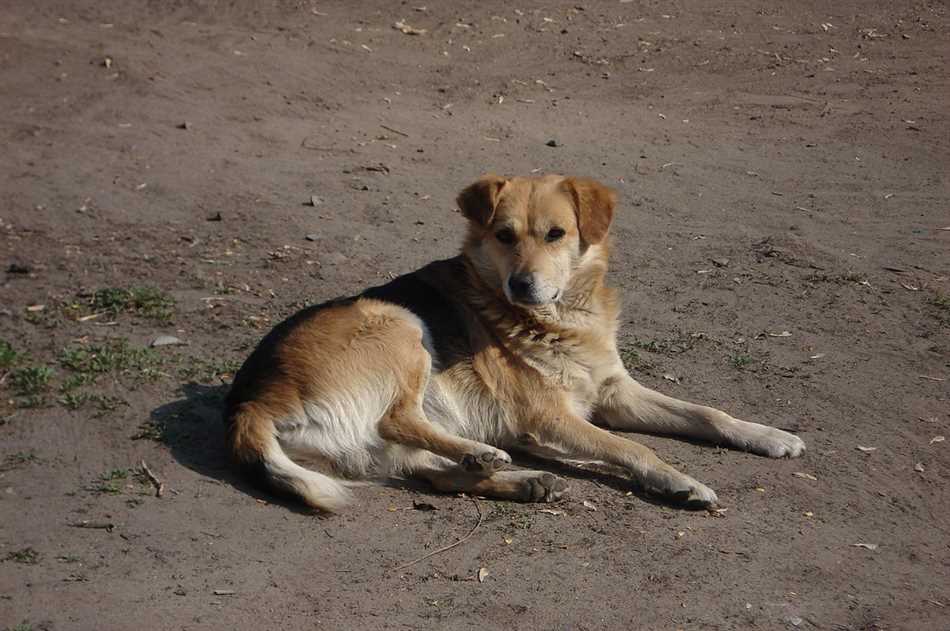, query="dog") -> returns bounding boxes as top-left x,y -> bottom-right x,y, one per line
224,174 -> 805,511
